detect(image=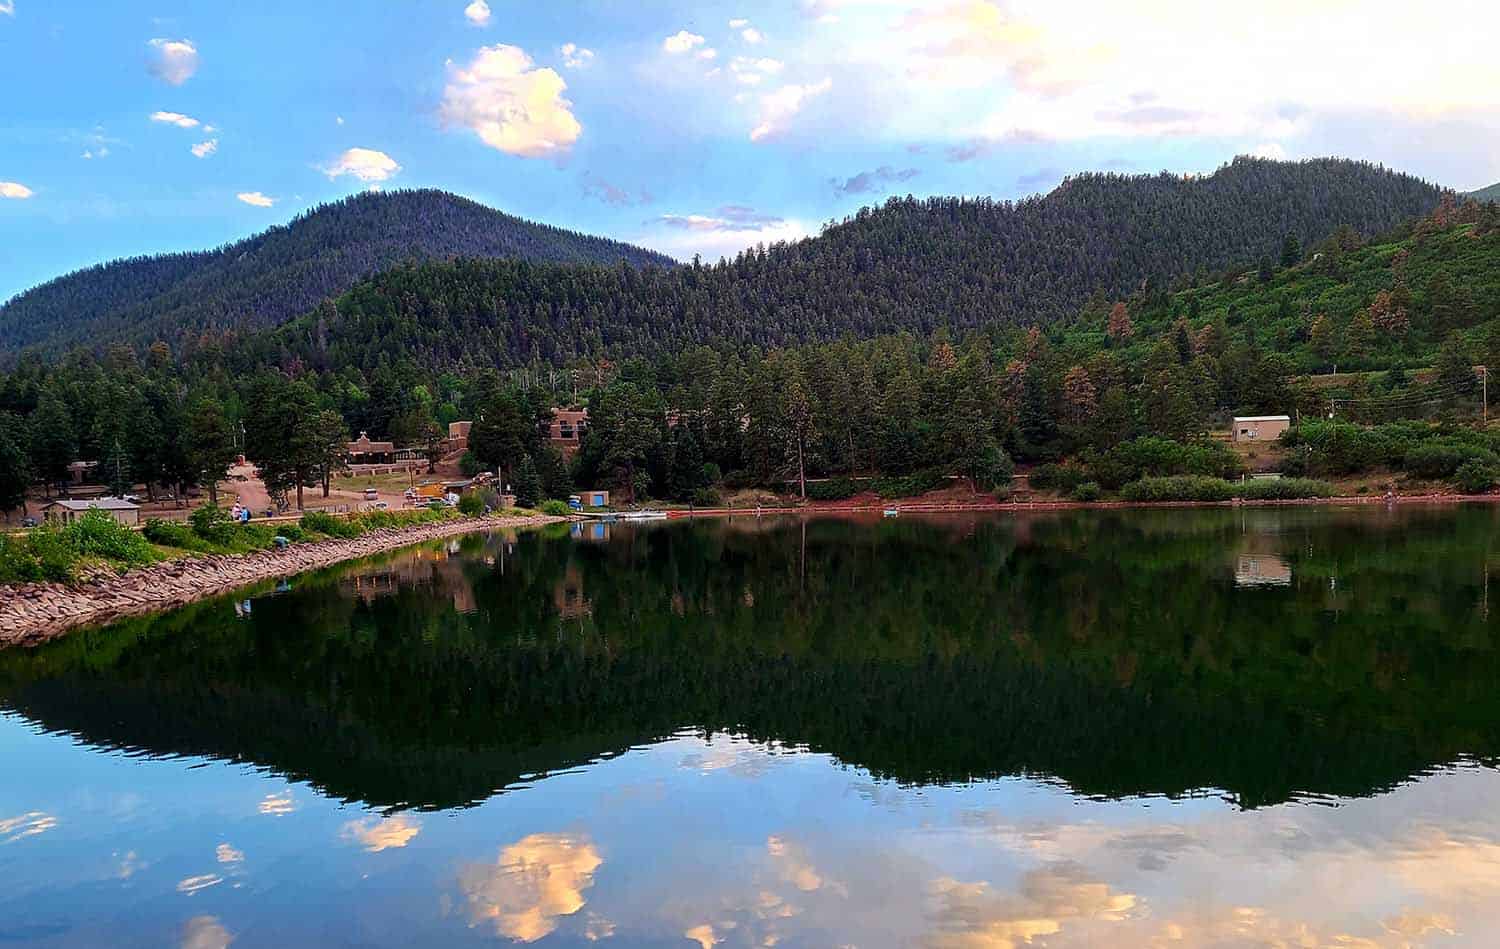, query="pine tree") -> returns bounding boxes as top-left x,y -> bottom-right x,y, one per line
513,454 -> 543,508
